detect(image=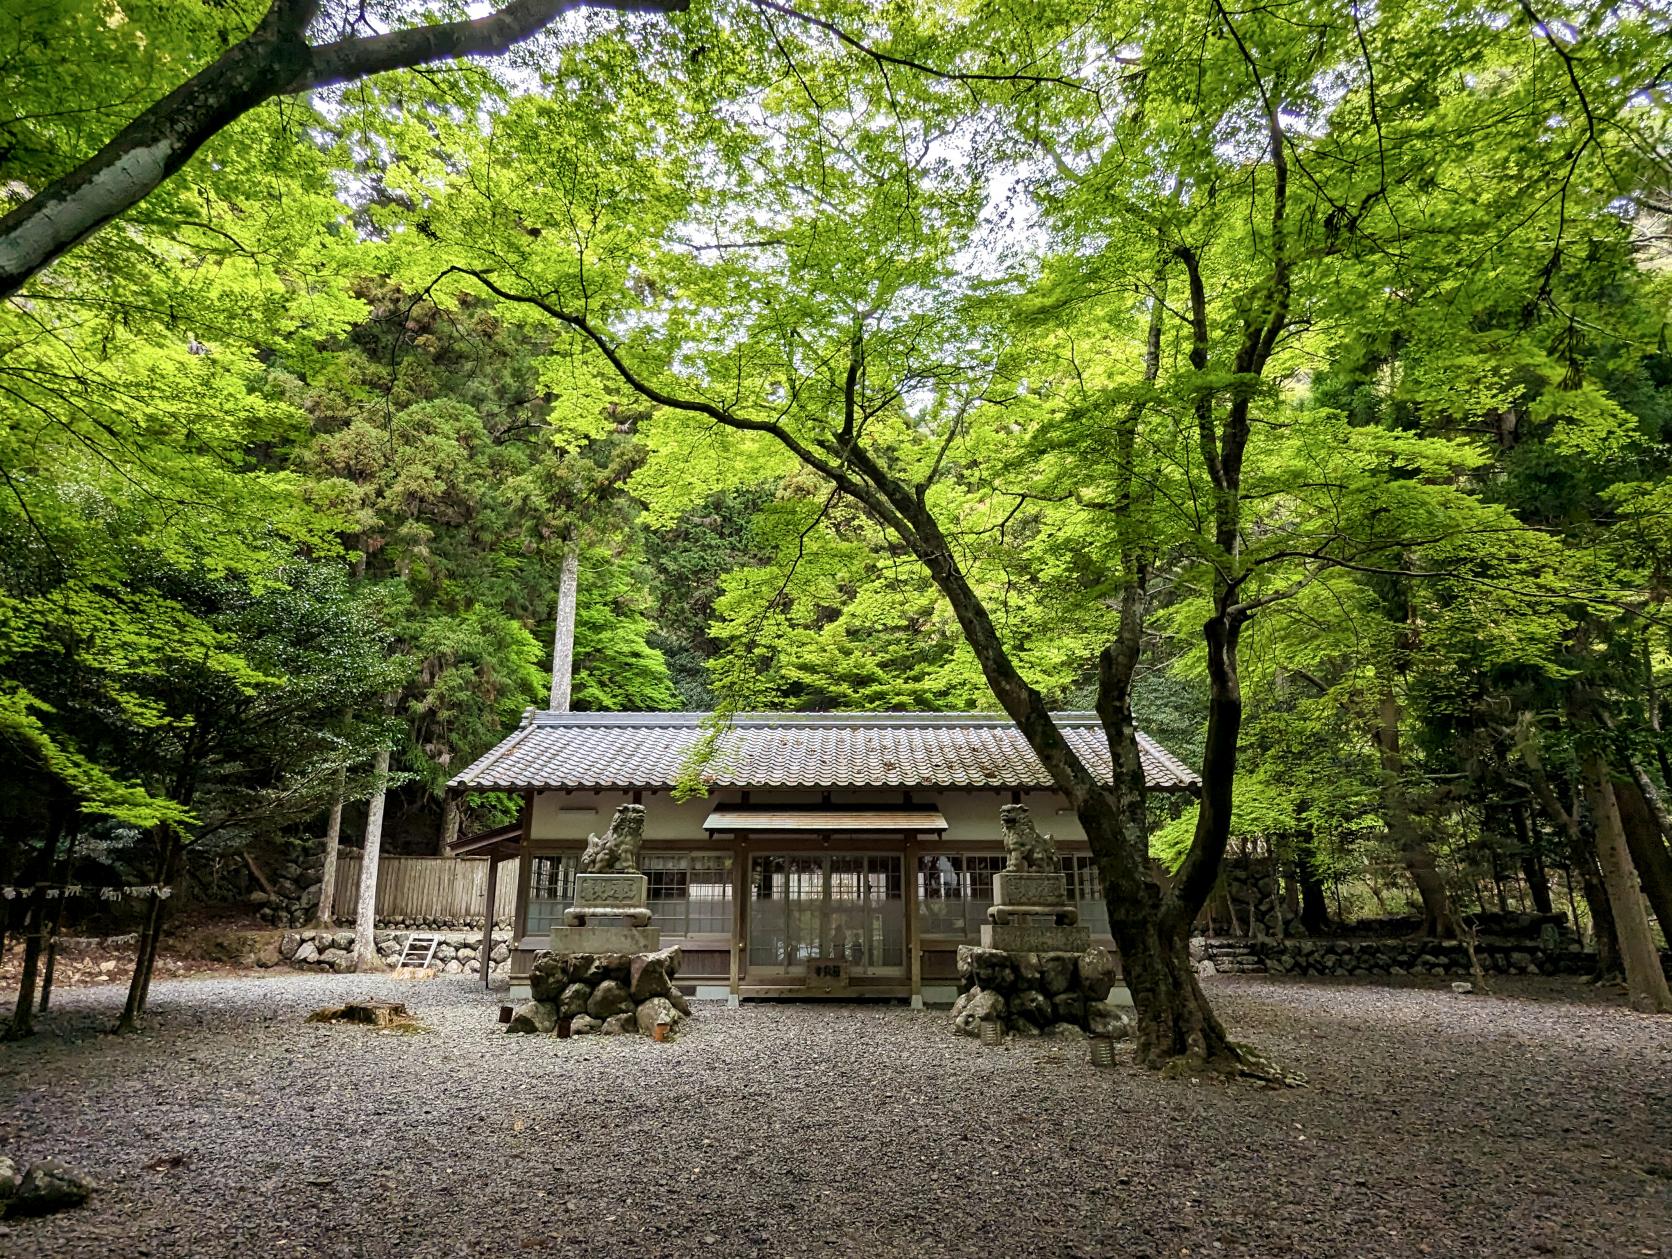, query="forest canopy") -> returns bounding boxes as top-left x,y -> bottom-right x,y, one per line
2,0 -> 1670,1051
